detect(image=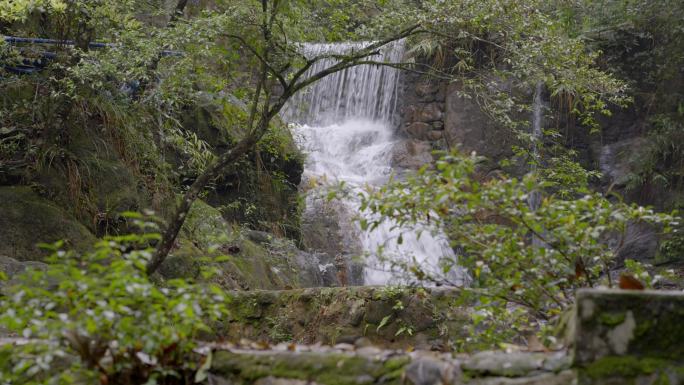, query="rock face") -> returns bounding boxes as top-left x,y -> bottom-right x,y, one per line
300,191 -> 364,286
597,137 -> 652,188
219,287 -> 470,349
161,199 -> 344,290
397,71 -> 448,150
443,82 -> 515,164
391,139 -> 434,170
396,73 -> 517,174
0,186 -> 96,261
